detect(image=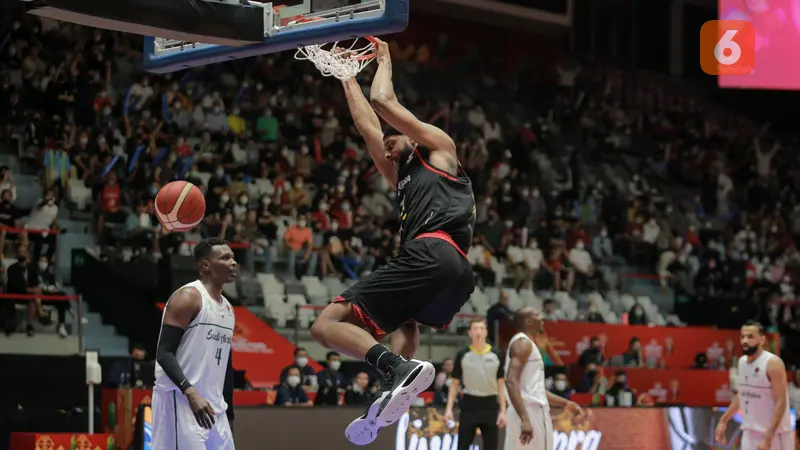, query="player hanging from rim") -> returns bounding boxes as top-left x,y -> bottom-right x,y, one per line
152,238 -> 238,450
504,307 -> 585,450
309,38 -> 476,445
715,320 -> 792,450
